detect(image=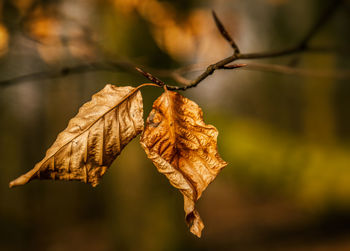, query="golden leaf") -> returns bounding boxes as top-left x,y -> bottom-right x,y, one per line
10,84 -> 144,188
140,89 -> 227,237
